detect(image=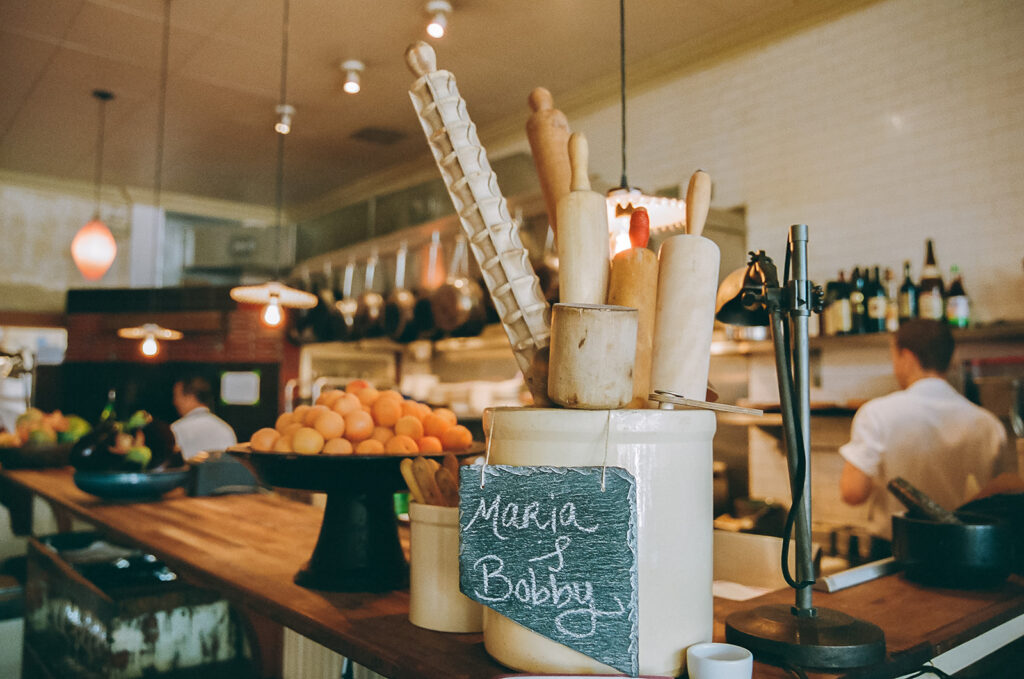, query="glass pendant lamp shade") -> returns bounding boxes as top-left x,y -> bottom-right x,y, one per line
71,217 -> 118,280
604,0 -> 686,255
607,189 -> 685,254
74,89 -> 117,280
